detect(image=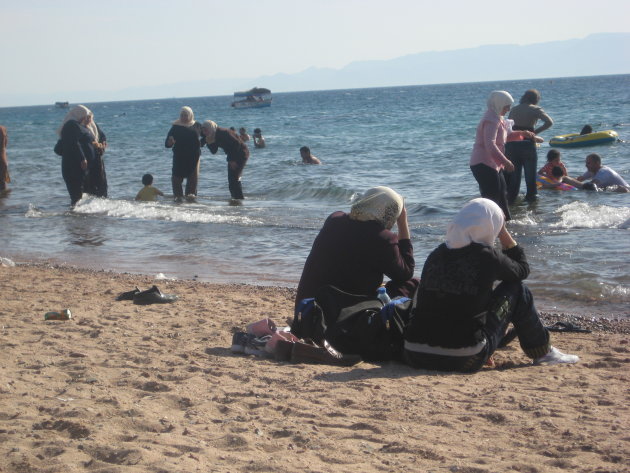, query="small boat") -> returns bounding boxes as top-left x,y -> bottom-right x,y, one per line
549,130 -> 618,148
231,87 -> 272,109
55,101 -> 69,109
